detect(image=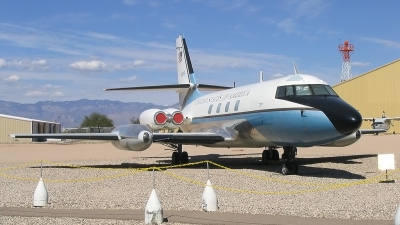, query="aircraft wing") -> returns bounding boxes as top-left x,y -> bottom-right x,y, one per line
10,132 -> 226,144
10,133 -> 120,141
152,132 -> 226,144
362,118 -> 375,121
359,129 -> 387,134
